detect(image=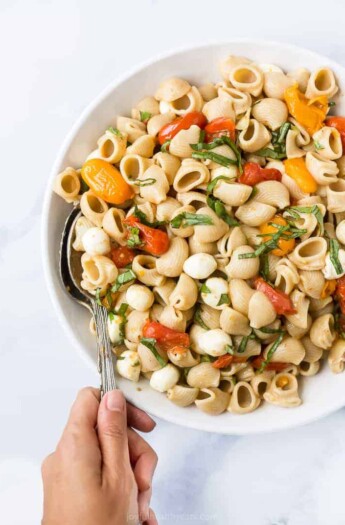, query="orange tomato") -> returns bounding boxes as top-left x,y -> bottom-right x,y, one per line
81,158 -> 133,204
259,215 -> 295,256
321,279 -> 337,299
